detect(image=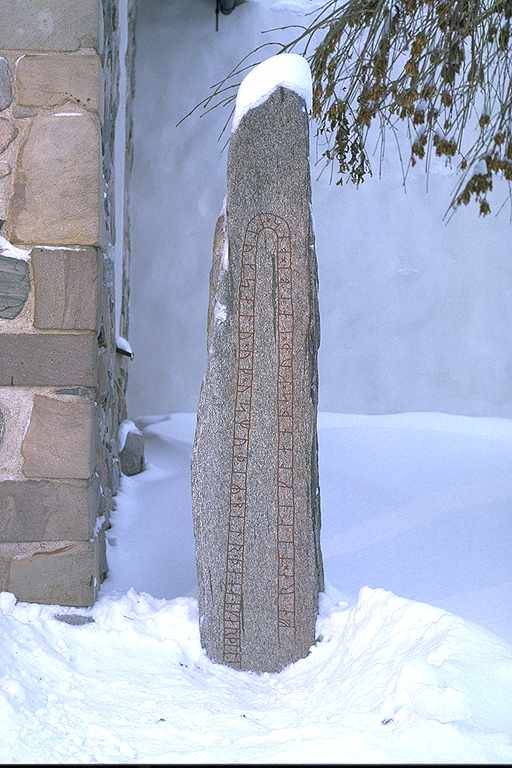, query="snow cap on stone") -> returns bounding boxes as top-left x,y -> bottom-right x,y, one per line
232,52 -> 312,133
118,419 -> 143,452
